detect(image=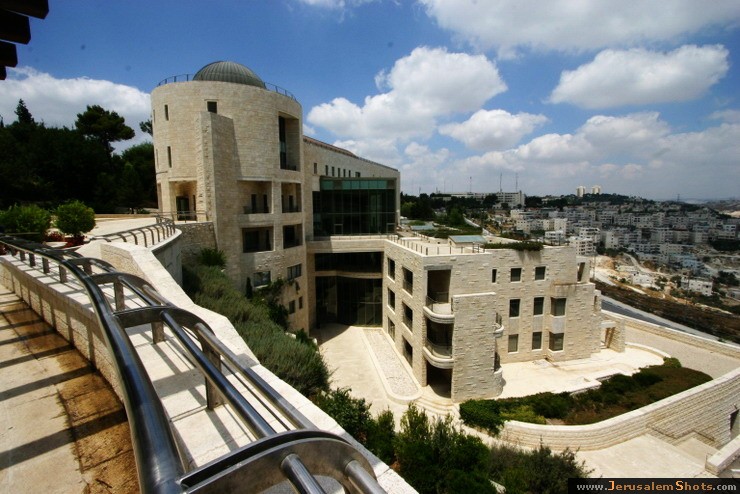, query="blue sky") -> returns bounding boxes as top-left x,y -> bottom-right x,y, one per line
3,0 -> 740,200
